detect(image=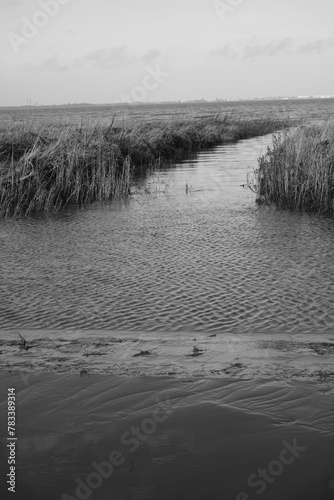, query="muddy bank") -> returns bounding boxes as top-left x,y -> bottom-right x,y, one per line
1,329 -> 334,380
